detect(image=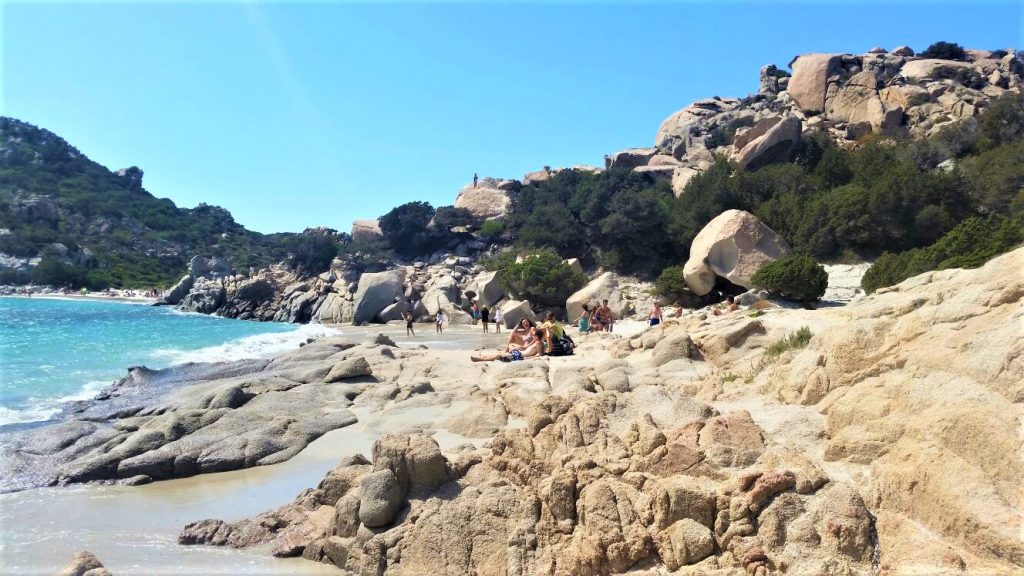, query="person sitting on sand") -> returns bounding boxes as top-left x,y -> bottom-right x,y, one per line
576,304 -> 592,334
504,318 -> 534,351
713,295 -> 740,316
540,311 -> 564,354
674,301 -> 684,318
472,328 -> 543,362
